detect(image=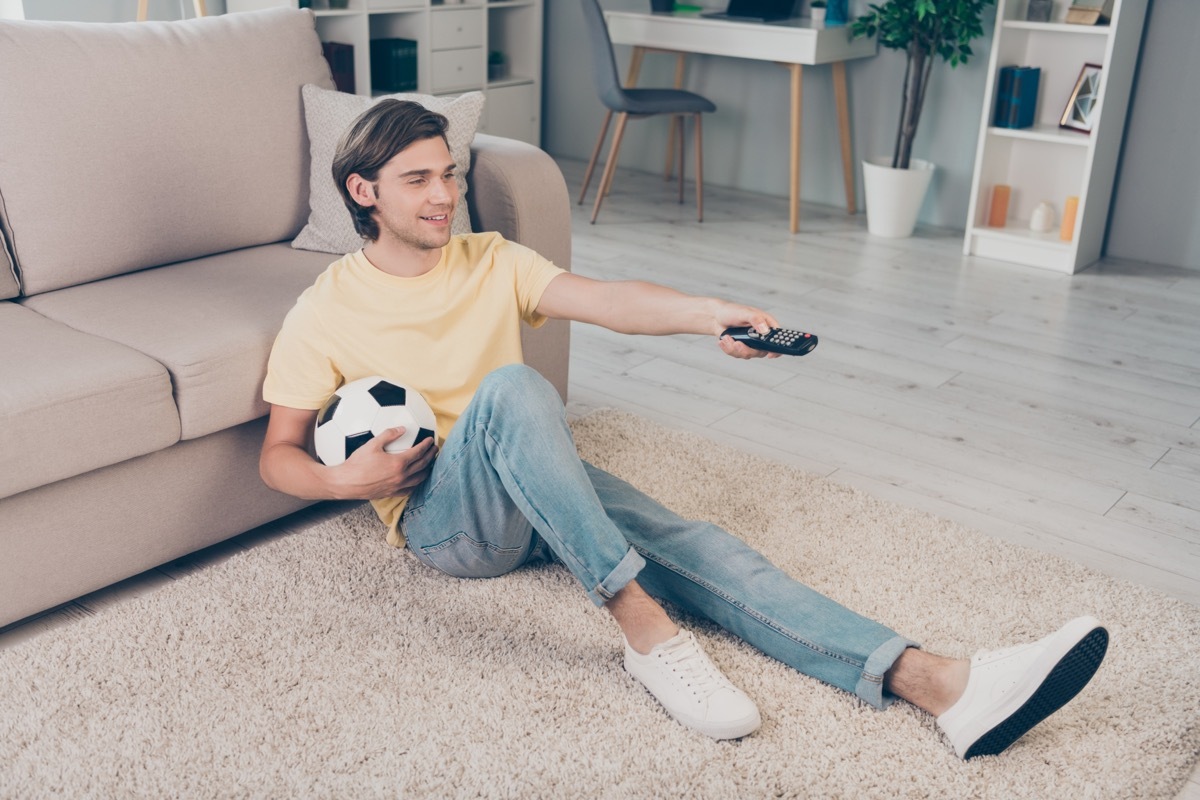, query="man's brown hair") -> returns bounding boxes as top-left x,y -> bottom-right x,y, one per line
332,99 -> 450,242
